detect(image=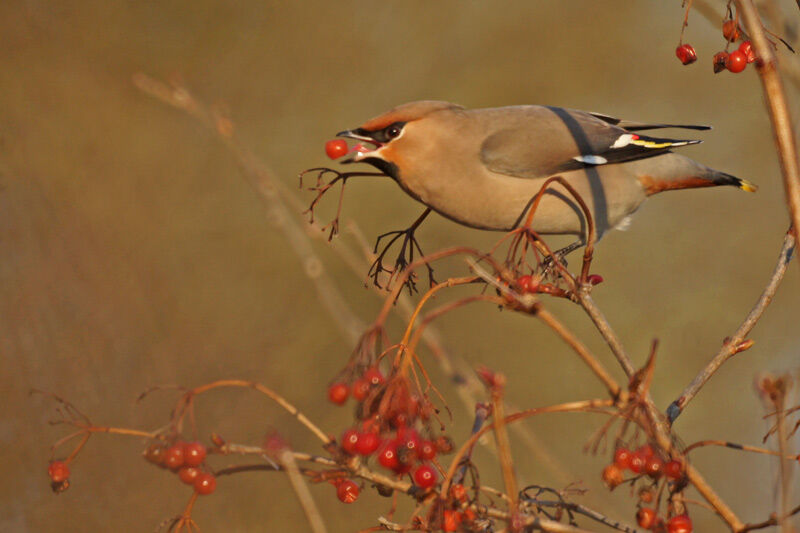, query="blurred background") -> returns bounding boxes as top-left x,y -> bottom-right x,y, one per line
2,1 -> 799,531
